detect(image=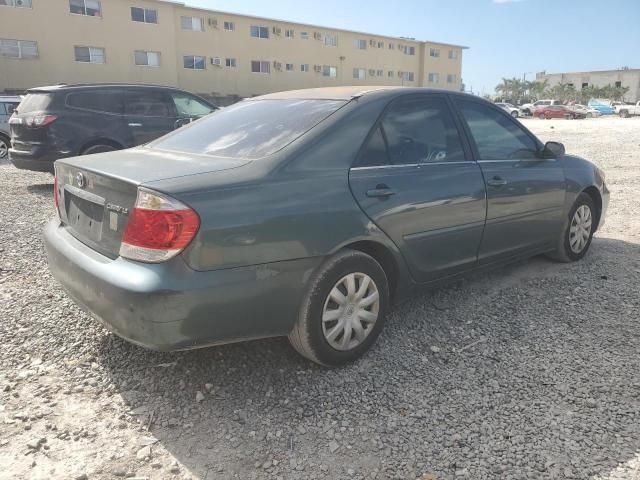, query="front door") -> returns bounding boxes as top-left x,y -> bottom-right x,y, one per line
453,98 -> 566,264
349,94 -> 487,283
123,89 -> 177,146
